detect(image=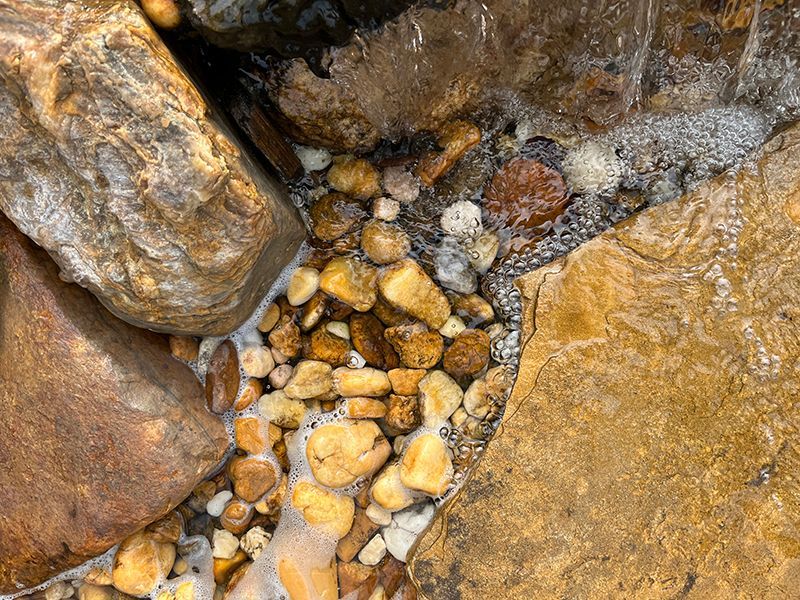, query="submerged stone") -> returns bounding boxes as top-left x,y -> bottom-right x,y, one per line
411,125 -> 800,598
0,216 -> 228,593
0,0 -> 304,336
